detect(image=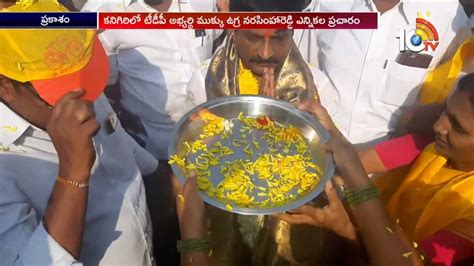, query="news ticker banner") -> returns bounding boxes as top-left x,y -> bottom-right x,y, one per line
0,12 -> 378,30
